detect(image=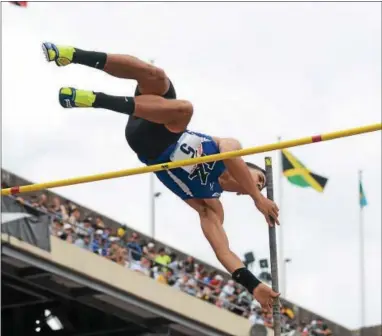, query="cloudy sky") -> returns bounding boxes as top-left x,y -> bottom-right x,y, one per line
2,1 -> 381,329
